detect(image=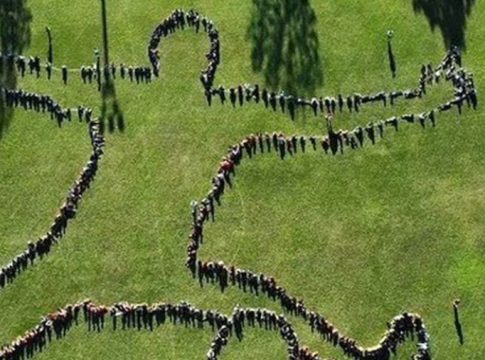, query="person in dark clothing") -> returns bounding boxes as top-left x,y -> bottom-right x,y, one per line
229,88 -> 237,107
253,84 -> 260,103
237,85 -> 244,106
46,63 -> 52,80
62,66 -> 68,85
311,98 -> 318,116
279,93 -> 286,113
365,123 -> 376,144
269,92 -> 277,111
205,89 -> 212,106
346,96 -> 353,112
337,94 -> 344,112
218,86 -> 226,104
277,136 -> 286,160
